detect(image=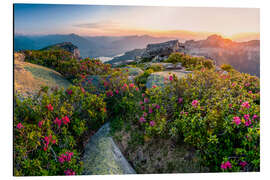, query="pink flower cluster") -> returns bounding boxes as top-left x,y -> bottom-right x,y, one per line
58,152 -> 74,164
64,169 -> 76,175
192,100 -> 199,108
106,90 -> 113,97
149,121 -> 156,127
43,135 -> 56,151
241,101 -> 250,109
221,161 -> 232,170
233,116 -> 241,125
139,117 -> 146,123
38,120 -> 44,128
16,122 -> 24,129
46,104 -> 53,111
239,161 -> 247,168
178,98 -> 183,104
54,116 -> 70,128
66,89 -> 73,95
